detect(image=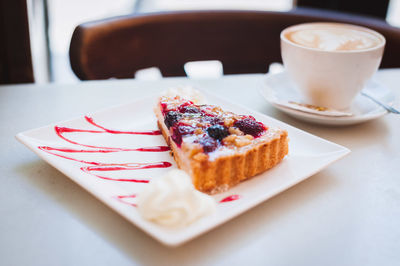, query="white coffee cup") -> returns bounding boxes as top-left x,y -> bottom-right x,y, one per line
280,22 -> 385,110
